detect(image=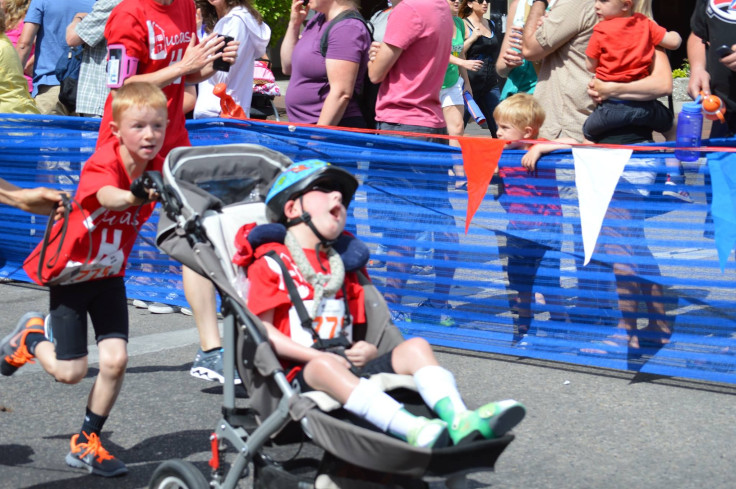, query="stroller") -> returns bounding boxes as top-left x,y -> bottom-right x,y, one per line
145,144 -> 515,489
